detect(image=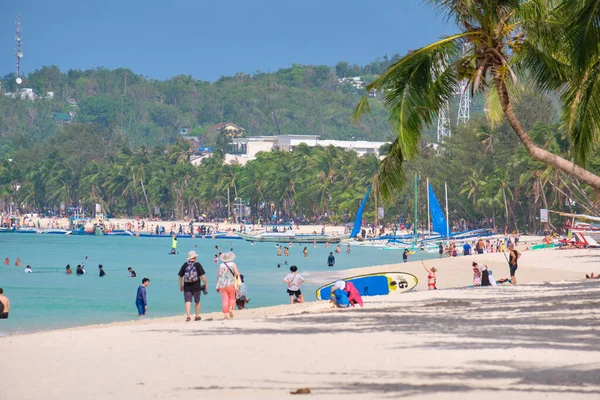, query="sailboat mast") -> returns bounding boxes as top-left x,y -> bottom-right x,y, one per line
413,174 -> 418,245
445,182 -> 450,239
427,177 -> 431,236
